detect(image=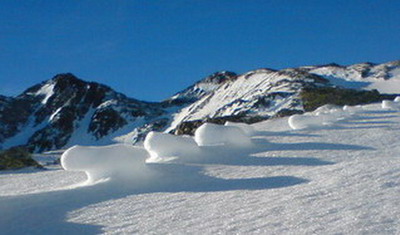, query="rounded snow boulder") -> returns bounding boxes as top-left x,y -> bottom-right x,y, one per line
144,131 -> 200,162
194,123 -> 251,146
61,144 -> 150,183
